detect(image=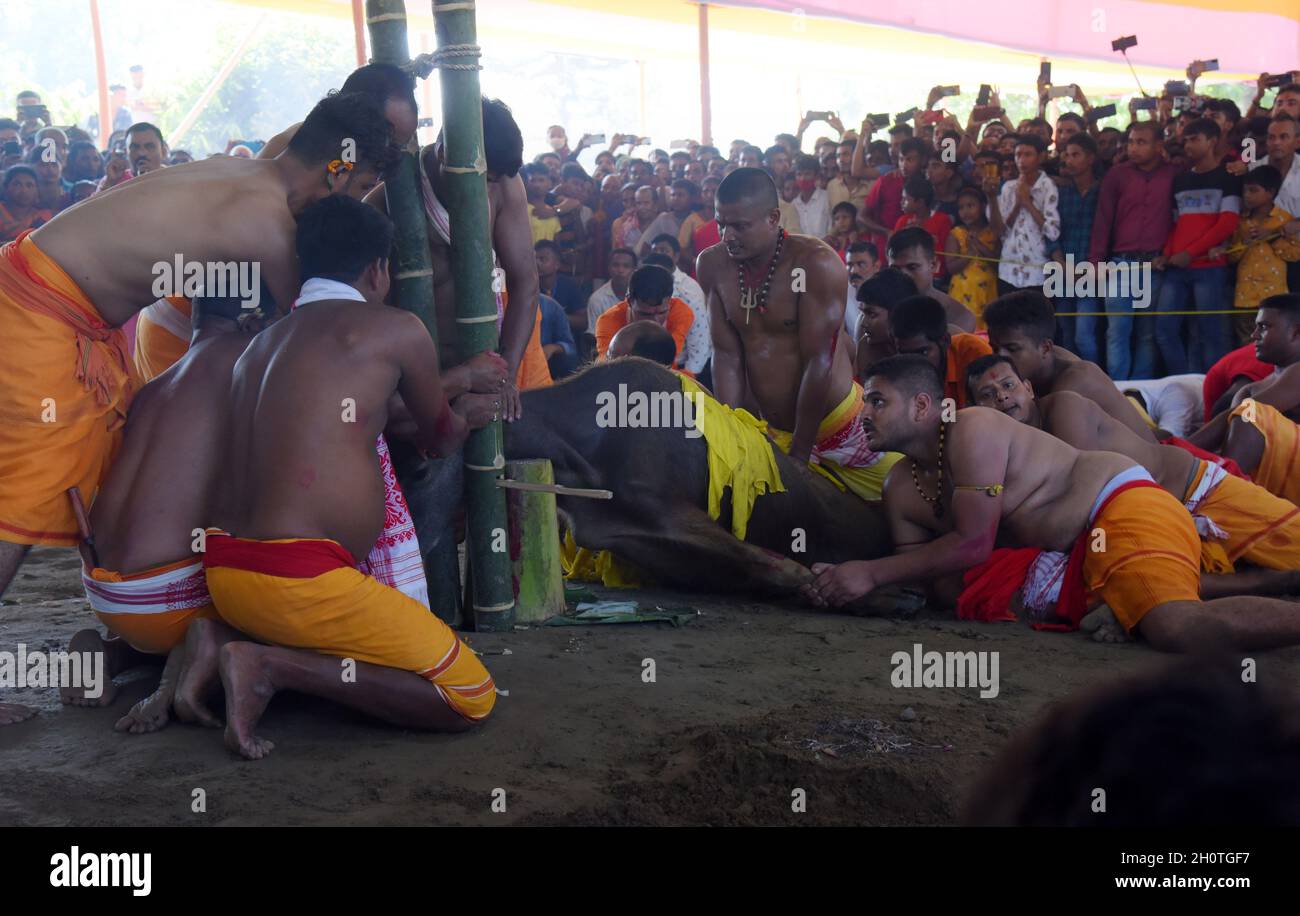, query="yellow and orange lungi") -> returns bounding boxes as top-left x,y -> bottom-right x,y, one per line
0,231 -> 136,546
1229,400 -> 1300,507
133,296 -> 192,382
81,557 -> 216,655
203,532 -> 495,722
1183,459 -> 1300,573
1081,471 -> 1202,633
767,381 -> 902,502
